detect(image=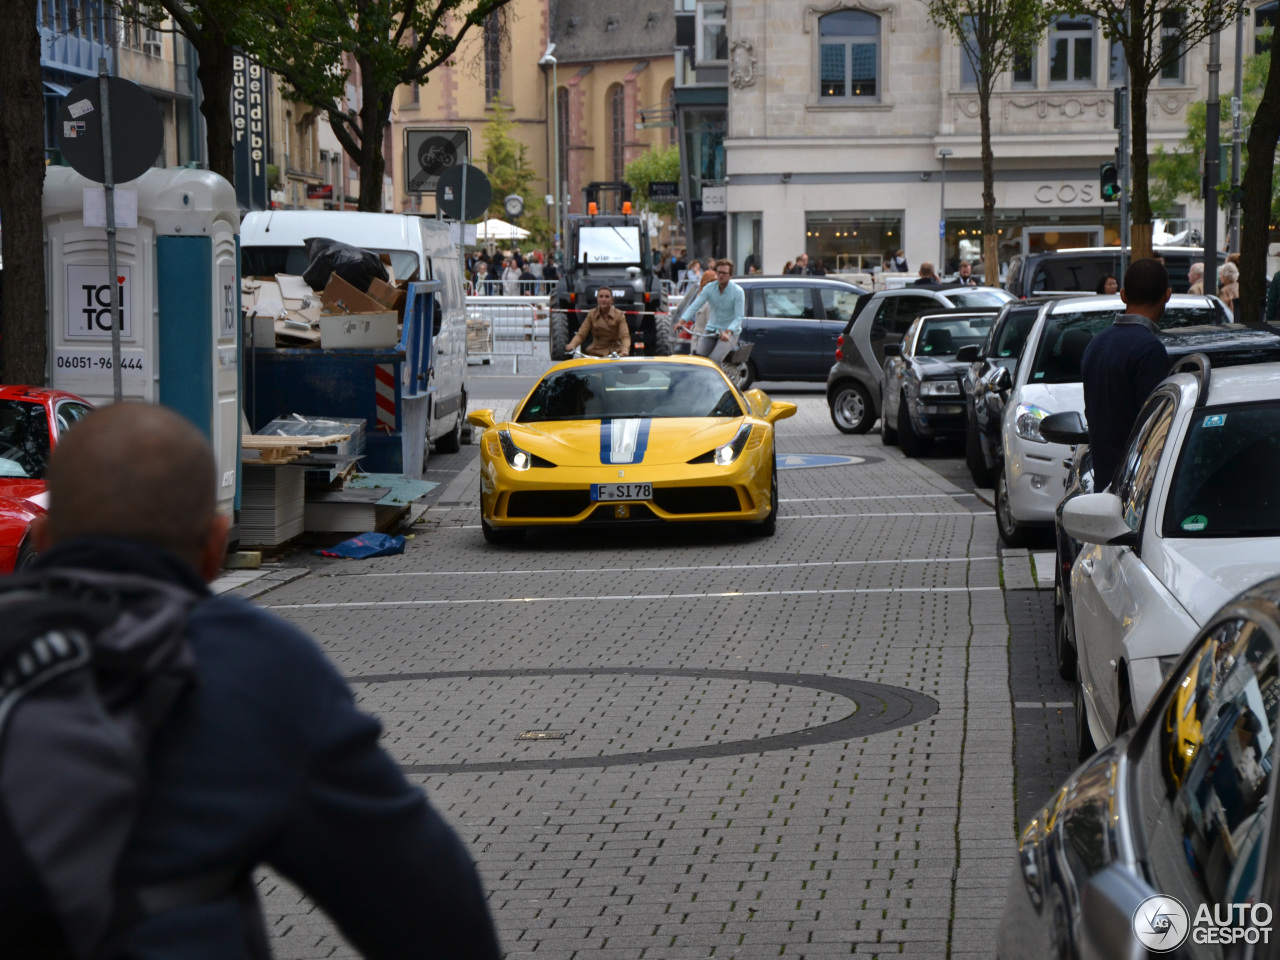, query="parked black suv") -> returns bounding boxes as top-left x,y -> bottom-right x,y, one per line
1004,246 -> 1226,298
